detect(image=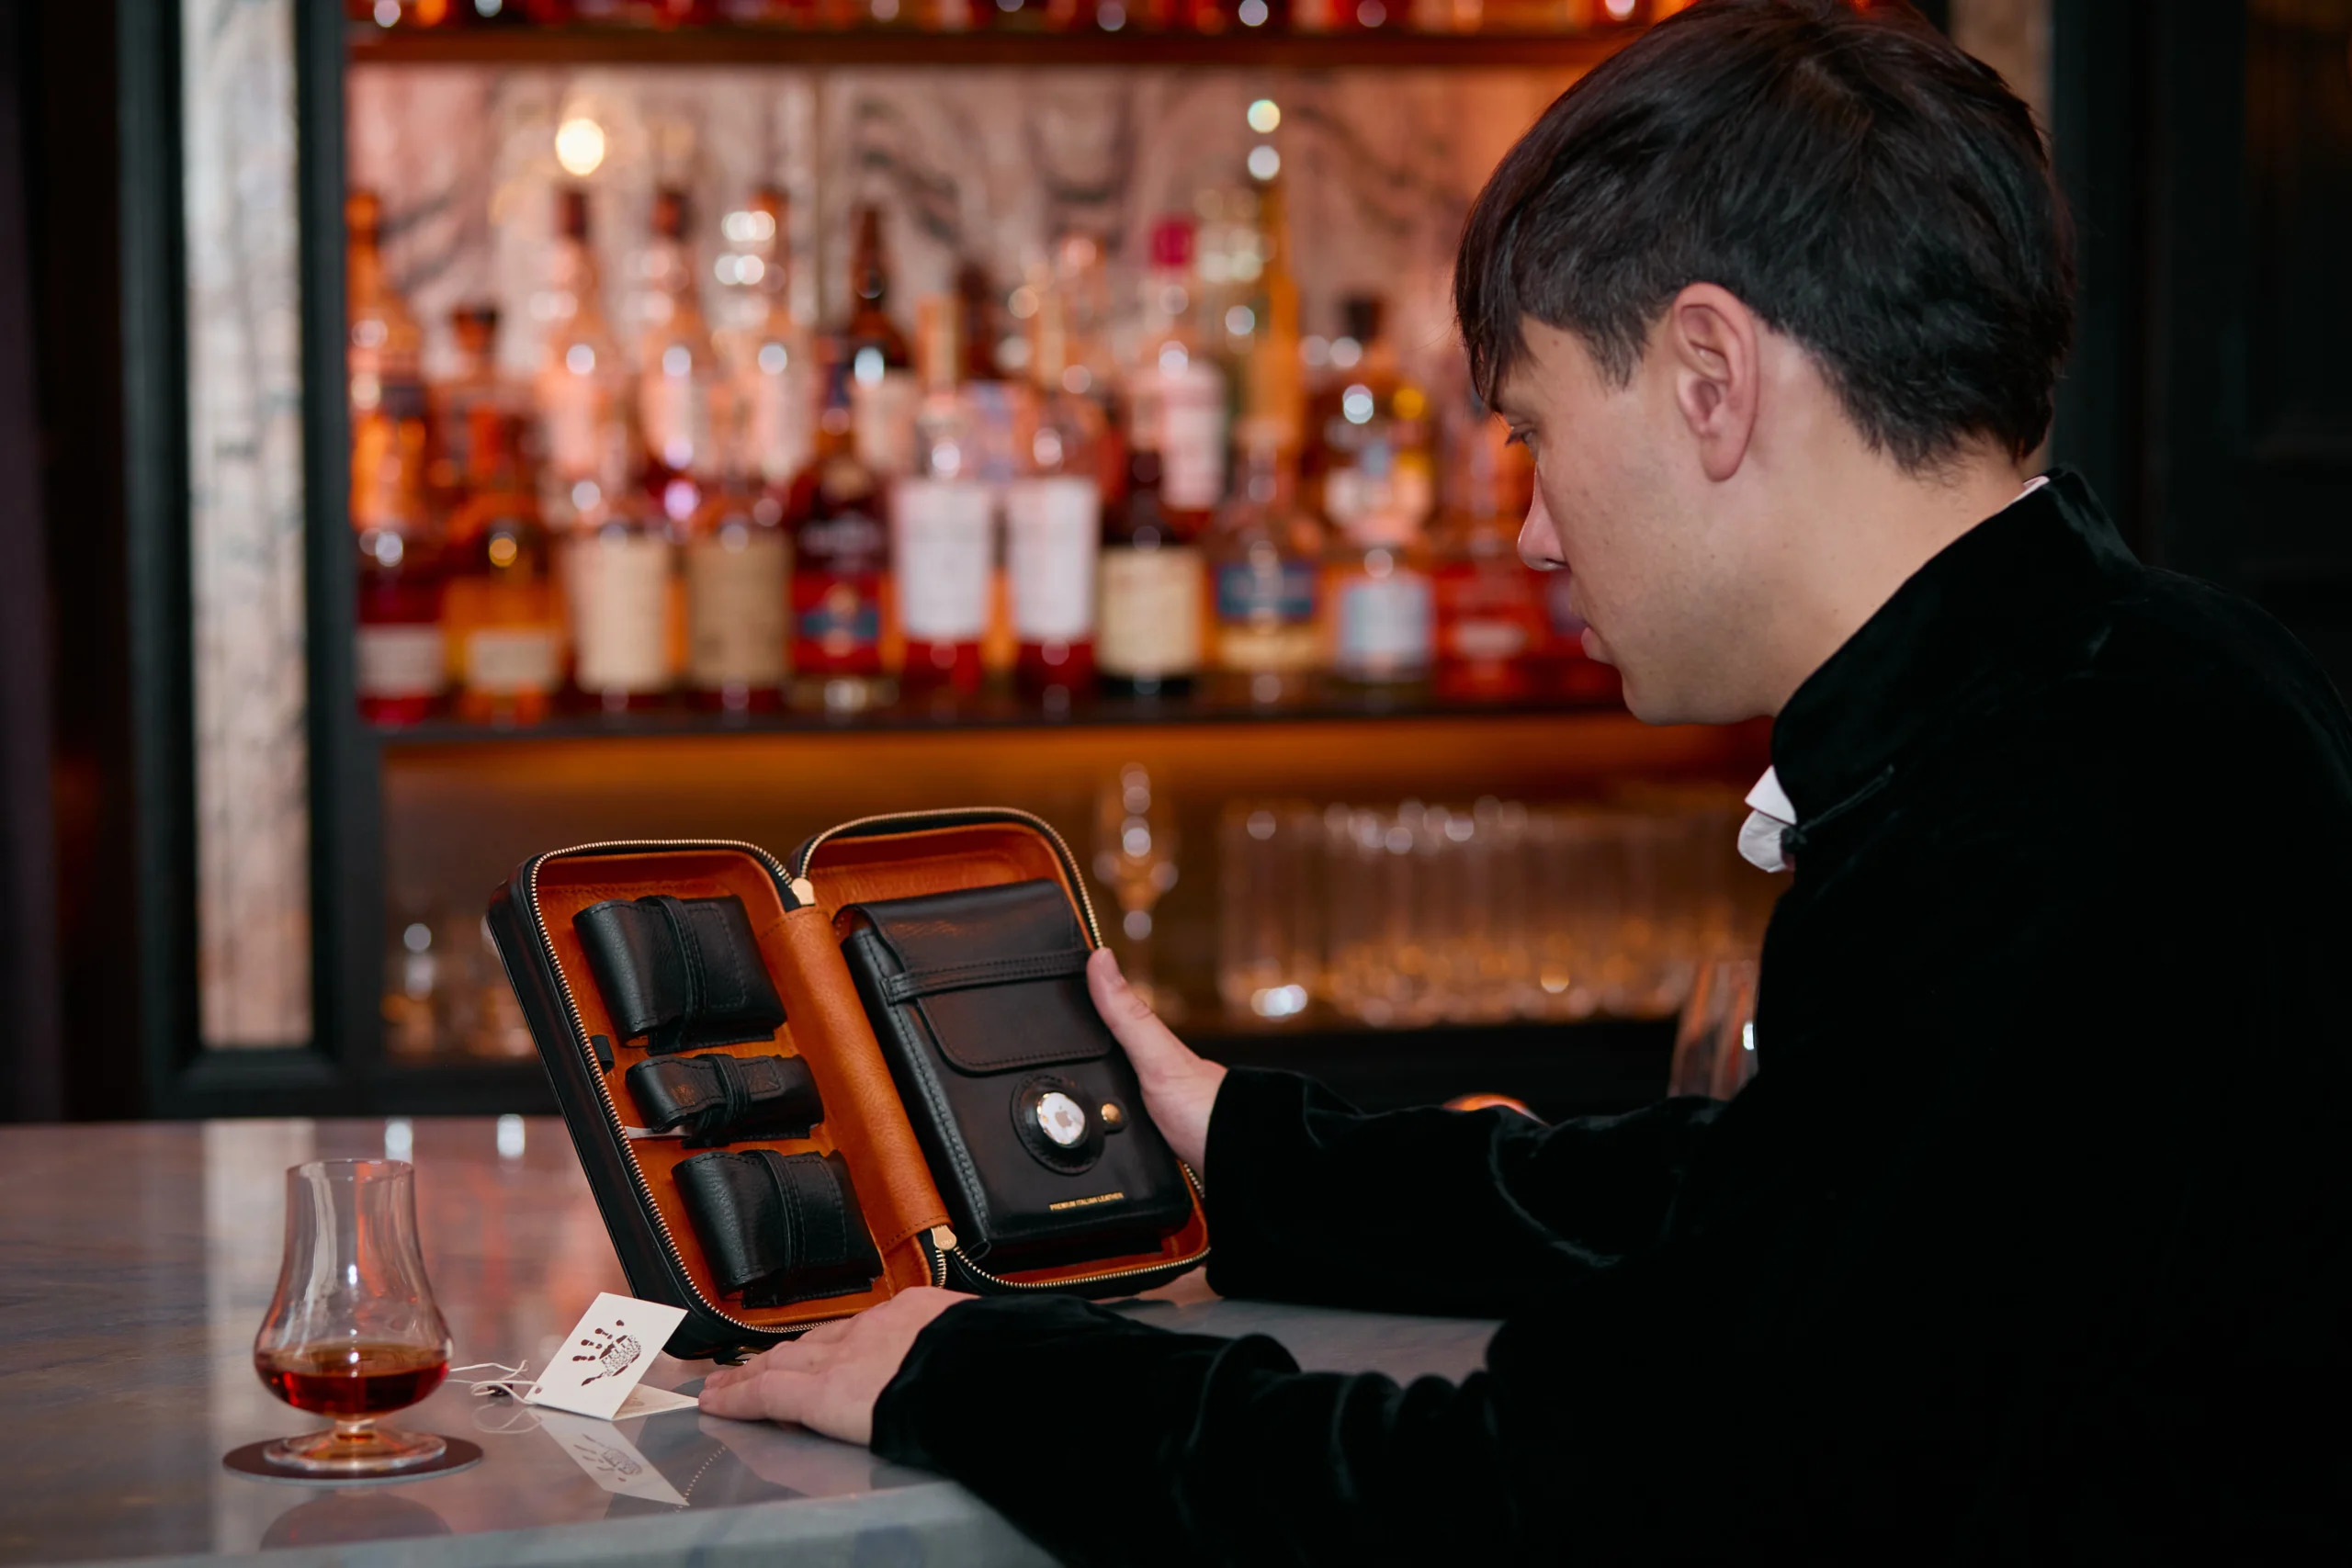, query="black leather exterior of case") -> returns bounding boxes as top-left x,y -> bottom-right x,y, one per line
574,894 -> 786,1055
625,1053 -> 825,1147
673,1149 -> 882,1308
840,880 -> 1193,1265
